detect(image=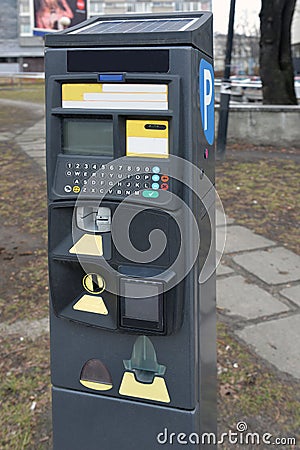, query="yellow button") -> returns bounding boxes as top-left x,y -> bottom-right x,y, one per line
73,186 -> 81,193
